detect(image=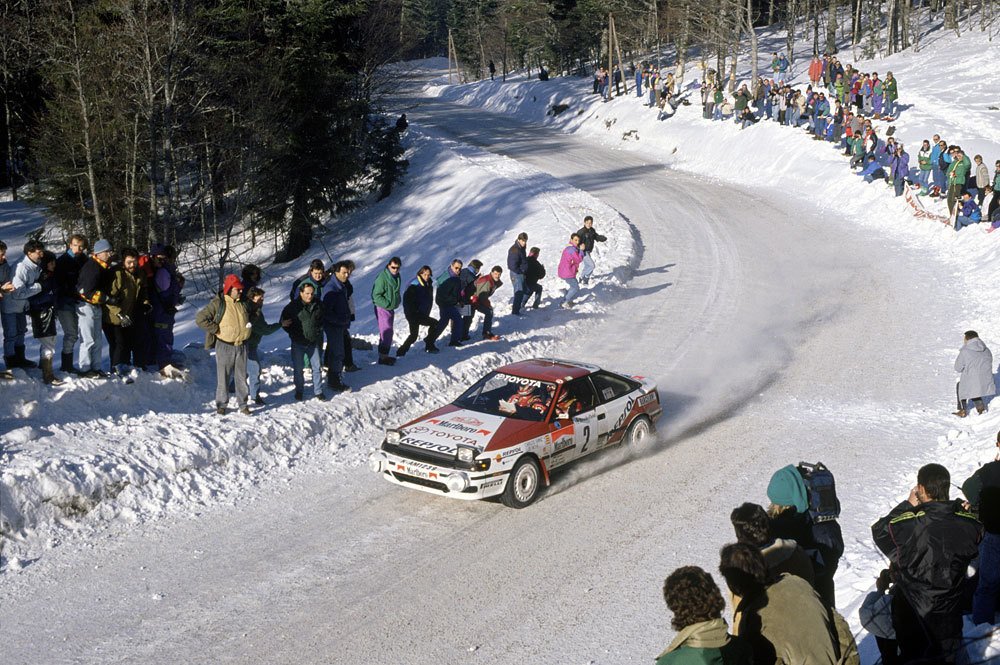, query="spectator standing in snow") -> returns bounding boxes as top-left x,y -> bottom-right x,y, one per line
766,464 -> 844,609
149,244 -> 185,376
973,154 -> 989,204
808,55 -> 823,85
397,265 -> 440,356
488,60 -> 495,81
576,216 -> 606,285
953,330 -> 995,417
963,432 -> 1000,626
872,463 -> 983,665
27,250 -> 62,384
2,239 -> 44,371
335,260 -> 359,373
434,259 -> 464,348
953,191 -> 982,230
321,262 -> 352,392
53,234 -> 87,373
104,248 -> 149,377
470,266 -> 503,341
558,233 -> 584,309
946,147 -> 971,213
888,142 -> 909,197
459,259 -> 482,341
859,568 -> 899,665
634,64 -> 643,97
0,240 -> 23,375
281,280 -> 325,401
523,247 -> 545,309
717,543 -> 845,664
371,257 -> 402,365
241,264 -> 262,292
915,139 -> 933,191
655,566 -> 752,665
507,232 -> 529,316
883,71 -> 898,118
75,239 -> 114,377
196,274 -> 252,415
288,259 -> 328,302
245,286 -> 289,405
